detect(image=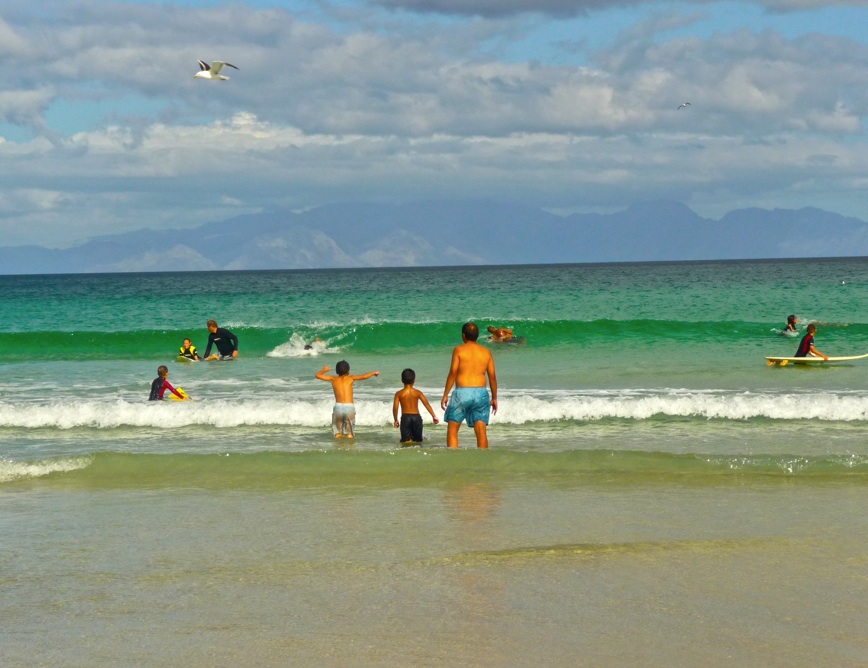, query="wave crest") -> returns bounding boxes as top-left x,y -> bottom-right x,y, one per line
0,390 -> 866,430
